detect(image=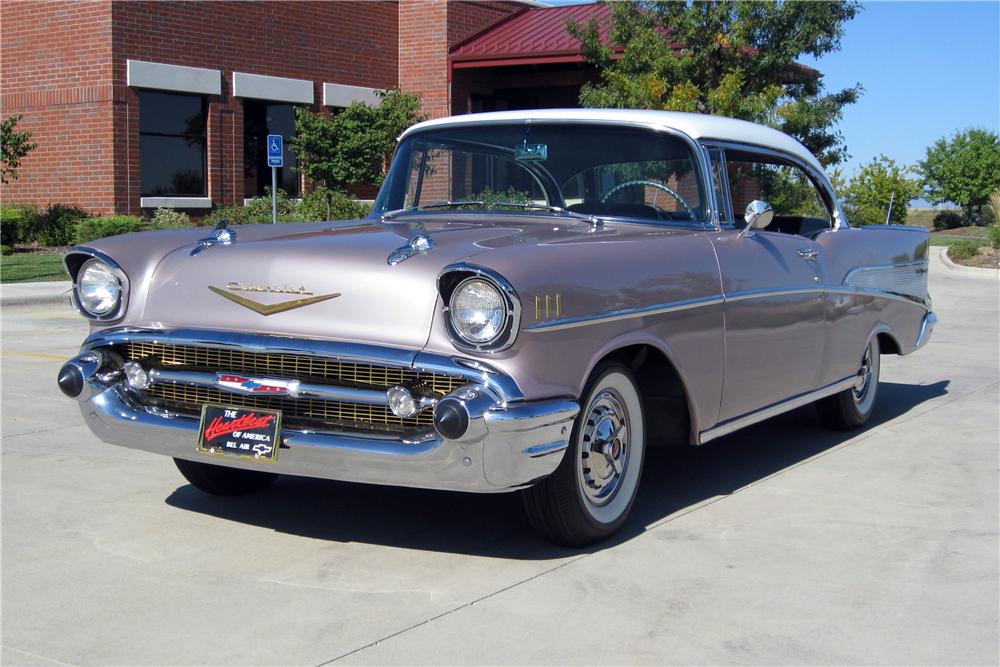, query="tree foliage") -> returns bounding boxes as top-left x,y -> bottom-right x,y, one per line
917,128 -> 1000,223
1,114 -> 38,184
291,89 -> 424,193
568,1 -> 862,166
842,155 -> 920,226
